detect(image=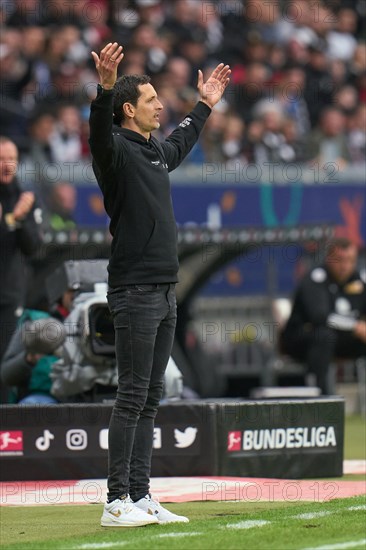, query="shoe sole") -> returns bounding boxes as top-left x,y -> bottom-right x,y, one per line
101,519 -> 158,527
101,516 -> 158,528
